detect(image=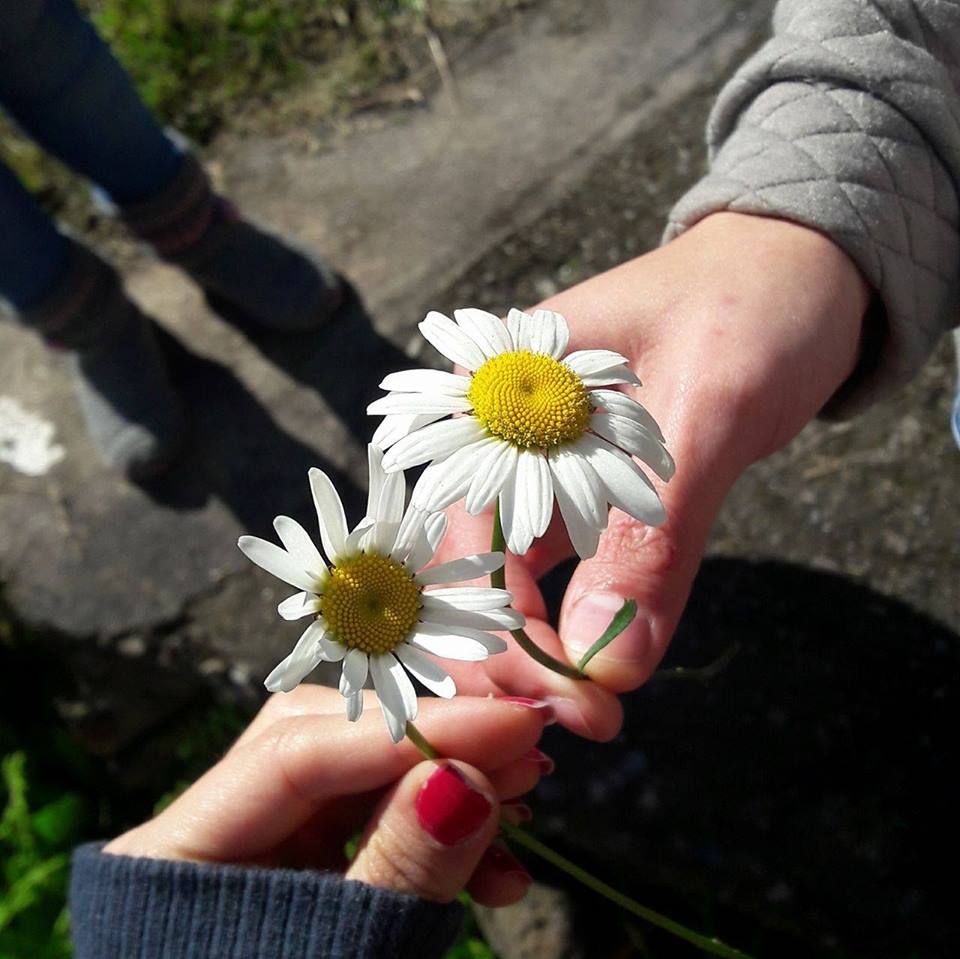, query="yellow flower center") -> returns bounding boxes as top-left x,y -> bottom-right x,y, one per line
320,553 -> 422,656
468,350 -> 591,449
